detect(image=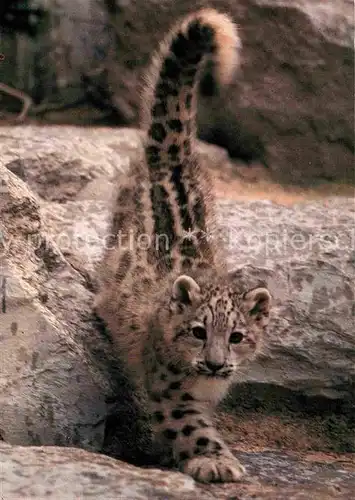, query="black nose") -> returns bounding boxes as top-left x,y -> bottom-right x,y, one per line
205,360 -> 225,372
